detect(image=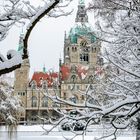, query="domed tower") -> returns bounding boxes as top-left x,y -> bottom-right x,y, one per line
14,33 -> 30,107
61,0 -> 104,104
64,0 -> 101,67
